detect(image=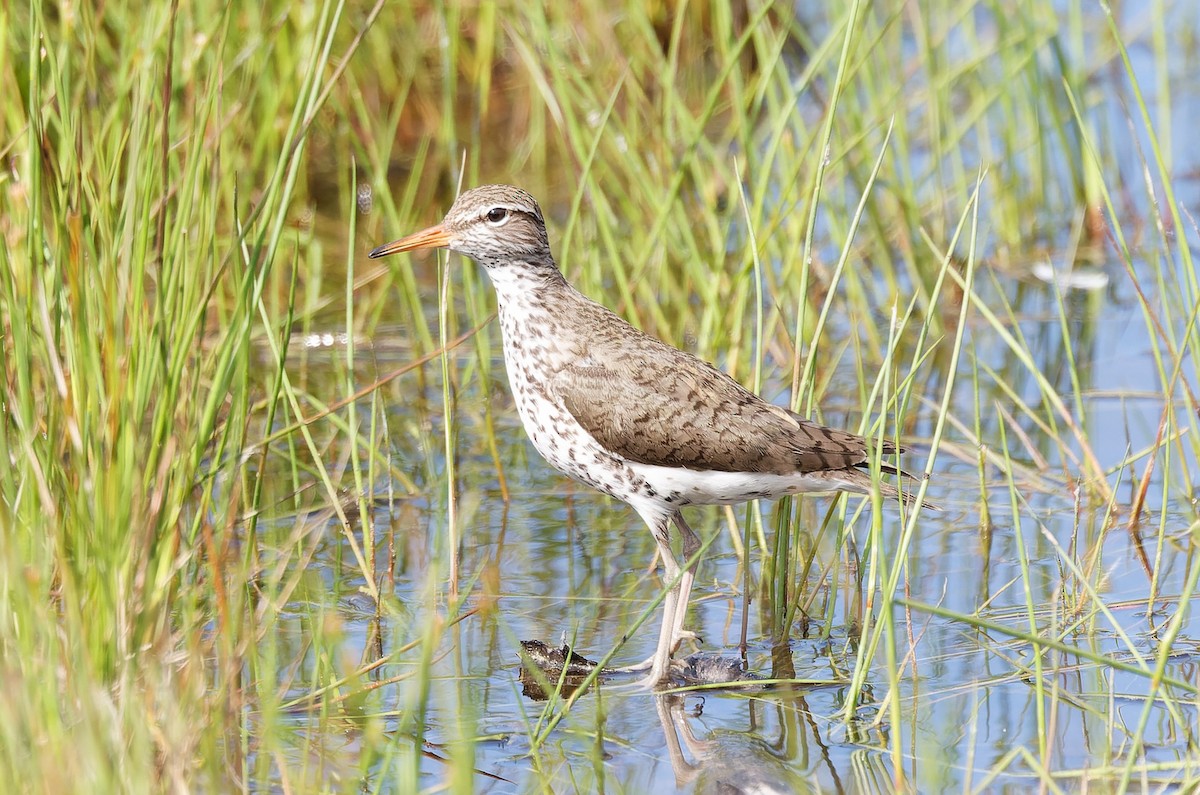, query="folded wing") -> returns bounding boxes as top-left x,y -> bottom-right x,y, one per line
552,344 -> 888,475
